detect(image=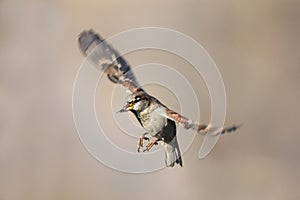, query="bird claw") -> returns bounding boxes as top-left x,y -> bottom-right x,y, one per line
137,134 -> 149,152
143,139 -> 159,152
